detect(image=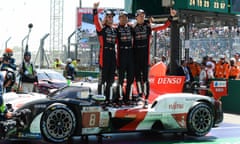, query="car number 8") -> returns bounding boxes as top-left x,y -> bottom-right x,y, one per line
82,112 -> 100,128
89,113 -> 96,126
